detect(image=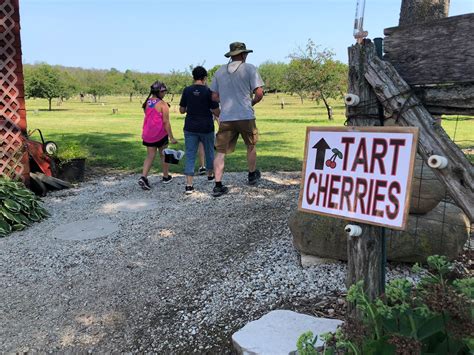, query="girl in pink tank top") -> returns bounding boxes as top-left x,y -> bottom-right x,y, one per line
138,81 -> 178,190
